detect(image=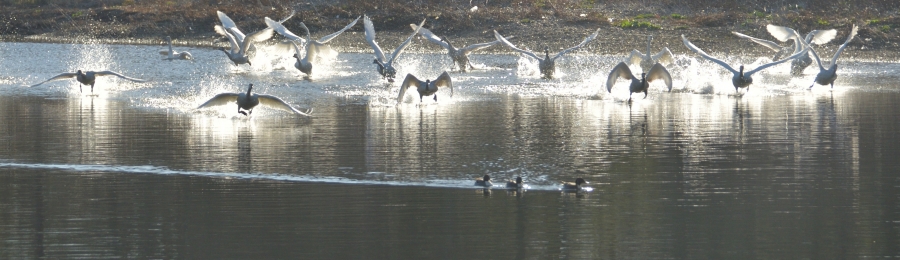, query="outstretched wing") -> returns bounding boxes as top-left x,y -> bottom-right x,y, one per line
807,29 -> 837,45
216,11 -> 246,43
493,30 -> 541,60
363,15 -> 387,63
411,24 -> 451,50
767,24 -> 802,43
317,16 -> 359,44
265,16 -> 305,43
830,24 -> 858,66
653,47 -> 674,65
387,18 -> 425,65
257,94 -> 313,116
646,63 -> 673,91
606,62 -> 634,93
459,39 -> 502,54
732,31 -> 783,51
240,27 -> 275,54
681,35 -> 738,74
397,73 -> 422,103
551,28 -> 600,60
744,48 -> 807,77
94,71 -> 148,82
197,93 -> 239,109
627,50 -> 644,66
30,72 -> 78,87
434,71 -> 453,97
